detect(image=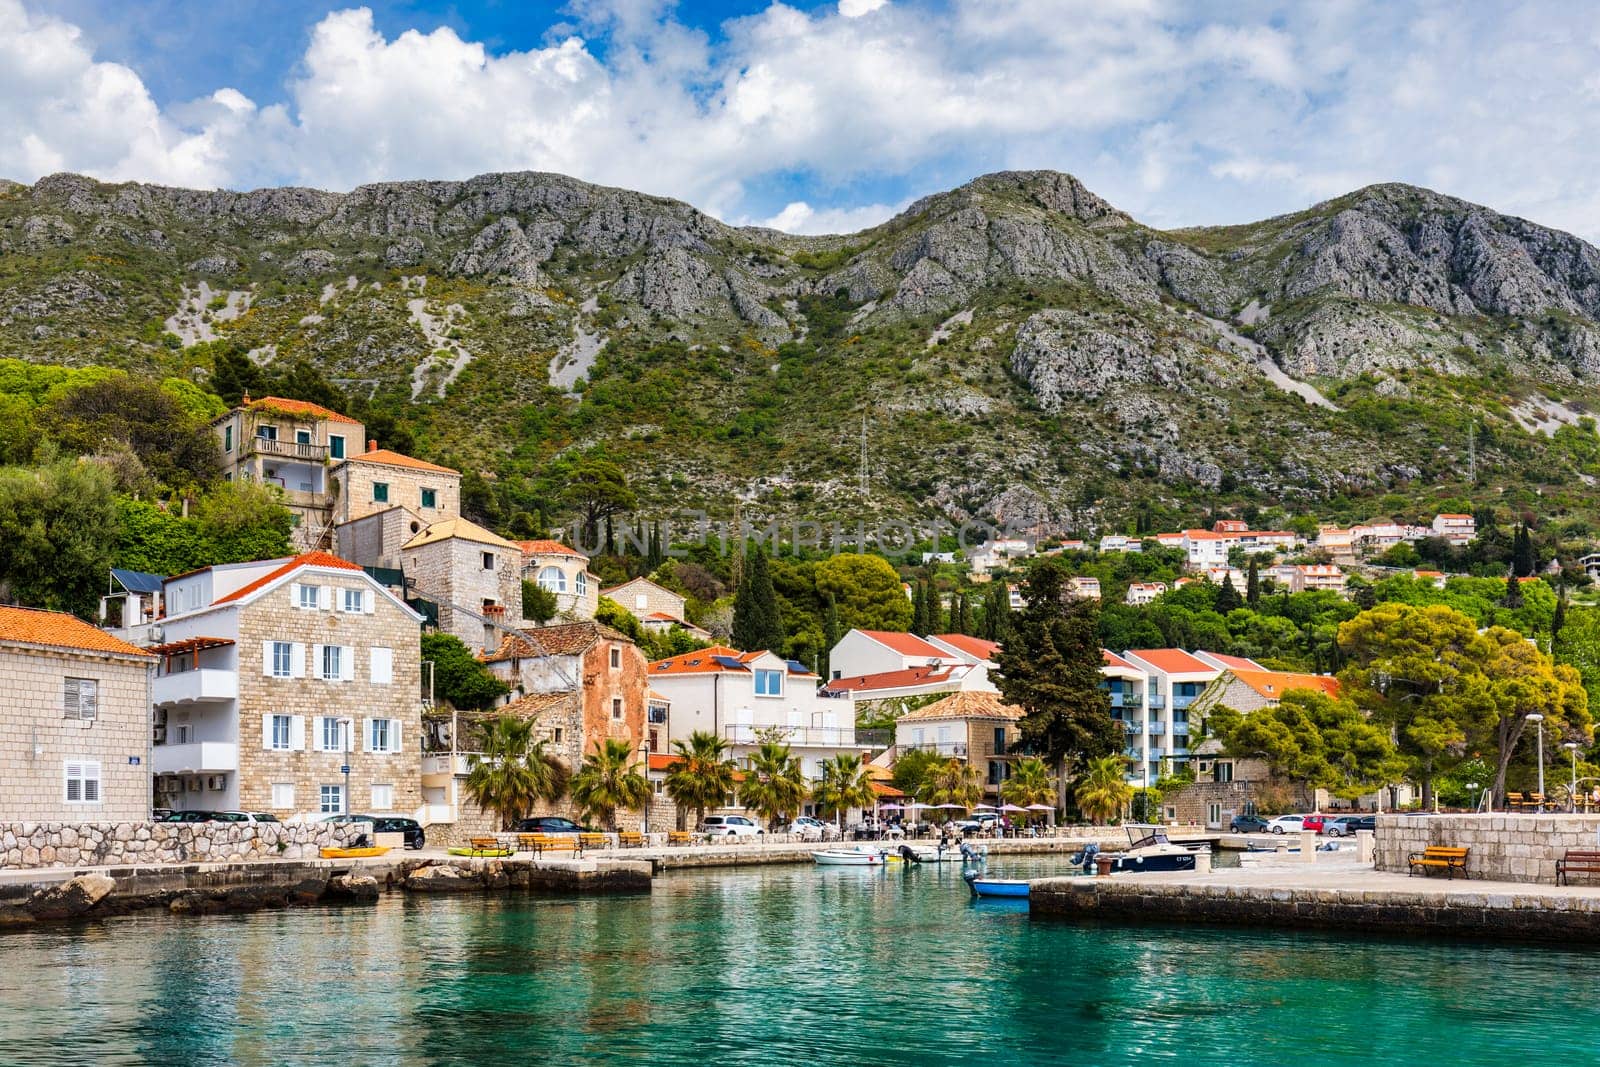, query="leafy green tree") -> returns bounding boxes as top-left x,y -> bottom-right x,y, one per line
999,756 -> 1057,812
995,560 -> 1120,773
192,481 -> 293,561
890,747 -> 943,797
812,752 -> 877,825
422,632 -> 510,710
1502,572 -> 1524,609
561,456 -> 636,547
463,714 -> 569,830
1216,573 -> 1242,613
1075,755 -> 1133,824
42,376 -> 220,492
814,553 -> 913,632
1476,628 -> 1590,805
733,547 -> 784,652
0,457 -> 119,617
1206,689 -> 1404,801
665,731 -> 736,831
522,580 -> 559,625
739,741 -> 809,829
919,757 -> 982,820
569,738 -> 652,831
